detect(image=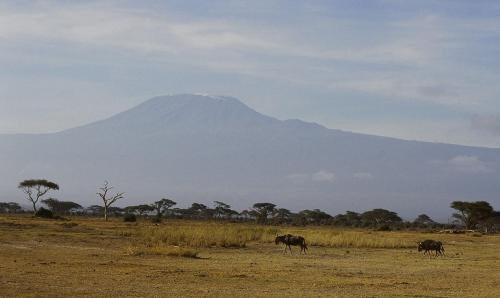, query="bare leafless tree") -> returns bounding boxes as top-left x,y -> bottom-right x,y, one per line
97,181 -> 124,221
